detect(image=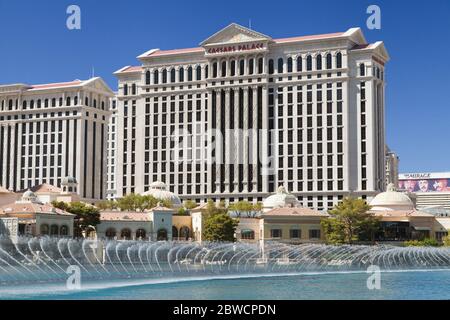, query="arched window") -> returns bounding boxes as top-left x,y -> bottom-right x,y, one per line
316,54 -> 322,70
60,225 -> 69,236
59,97 -> 63,106
22,100 -> 27,109
170,68 -> 176,83
131,83 -> 136,95
239,59 -> 245,76
37,99 -> 42,108
84,97 -> 88,106
162,69 -> 167,83
306,55 -> 312,71
40,224 -> 49,235
180,226 -> 190,241
188,66 -> 193,81
50,224 -> 59,236
66,97 -> 71,106
120,228 -> 132,240
221,60 -> 227,77
153,70 -> 159,84
136,229 -> 146,240
52,98 -> 56,107
44,99 -> 49,108
74,96 -> 78,105
145,70 -> 151,85
105,228 -> 116,239
248,58 -> 254,75
287,57 -> 293,73
277,58 -> 283,74
123,84 -> 128,95
179,67 -> 184,82
196,66 -> 201,81
297,56 -> 302,72
157,229 -> 168,241
230,60 -> 236,76
258,57 -> 263,74
172,226 -> 179,239
326,53 -> 332,69
268,59 -> 274,74
241,230 -> 255,240
360,63 -> 365,76
212,62 -> 218,78
336,52 -> 342,68
205,65 -> 208,78
93,99 -> 97,108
